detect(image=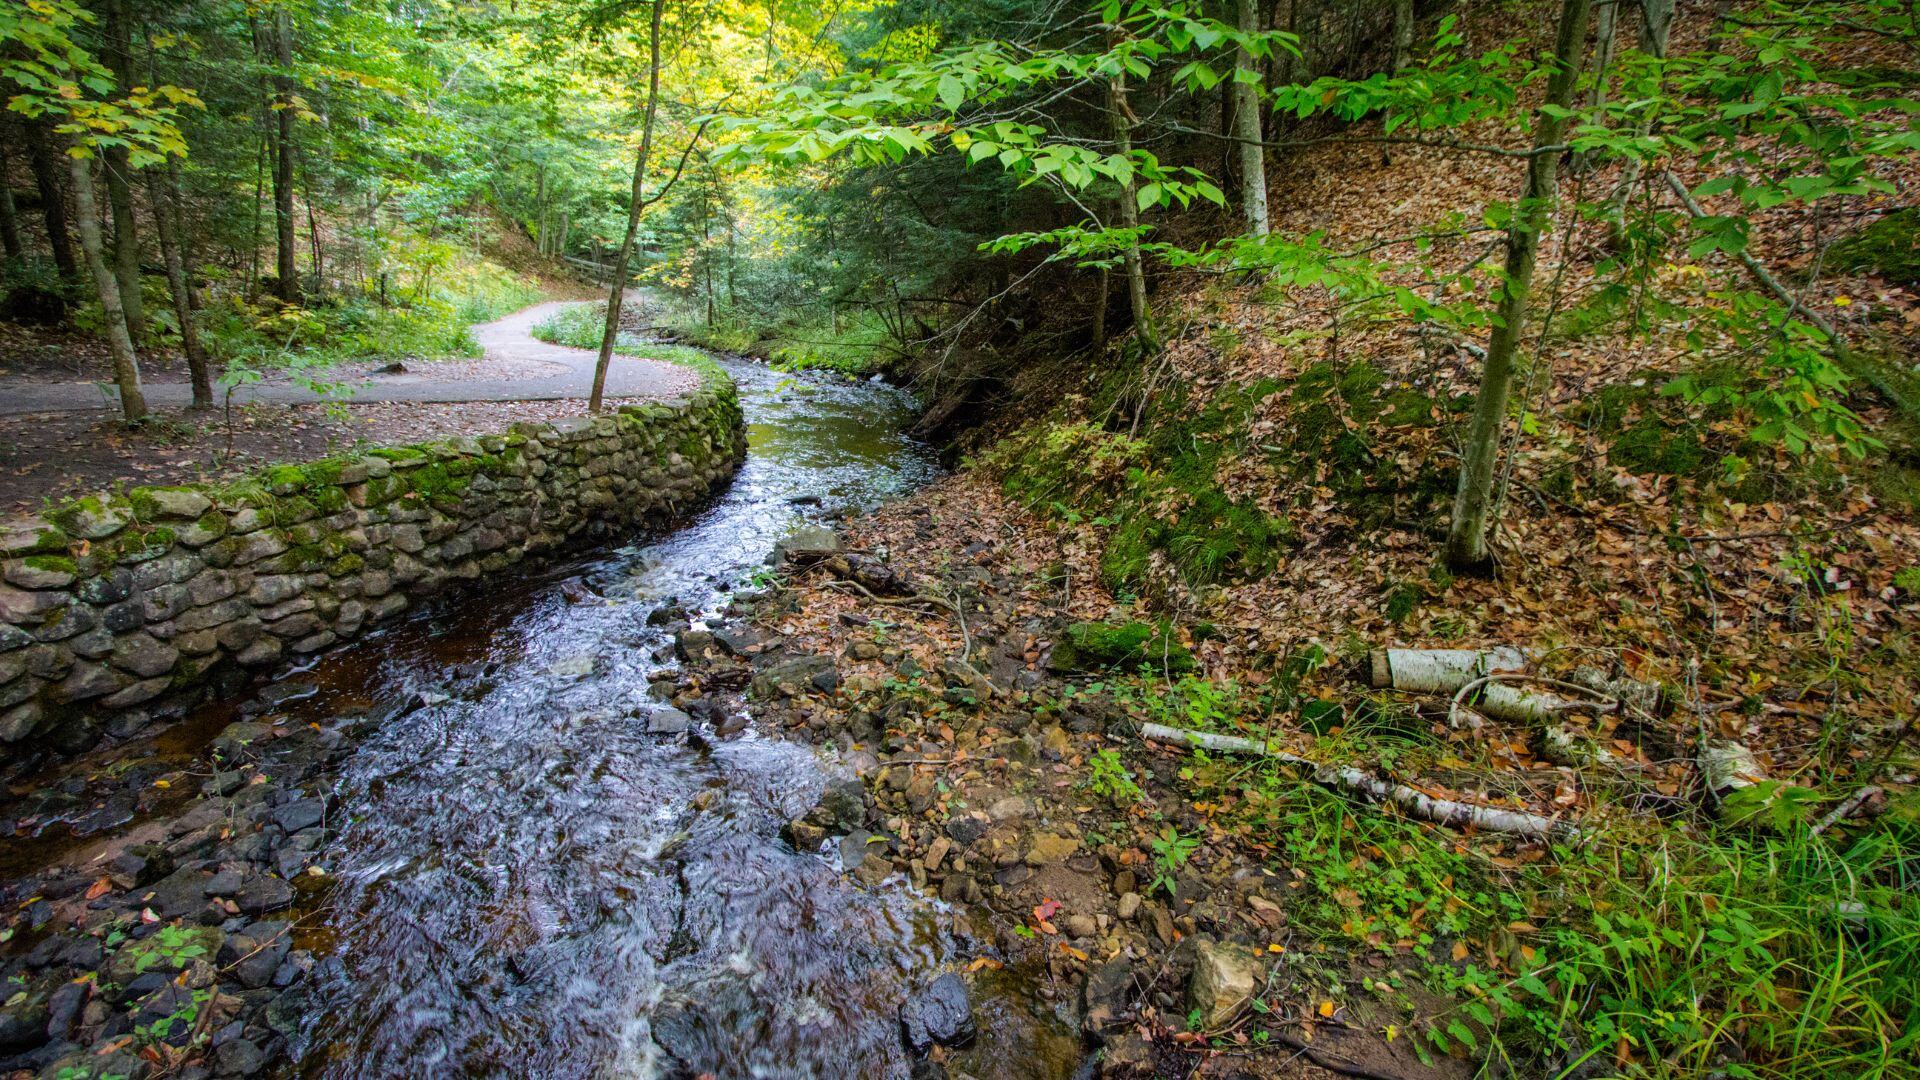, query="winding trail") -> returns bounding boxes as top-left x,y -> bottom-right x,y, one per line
0,300 -> 696,415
